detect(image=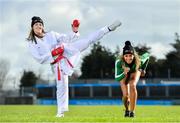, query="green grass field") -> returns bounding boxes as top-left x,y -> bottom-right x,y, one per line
0,105 -> 180,122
